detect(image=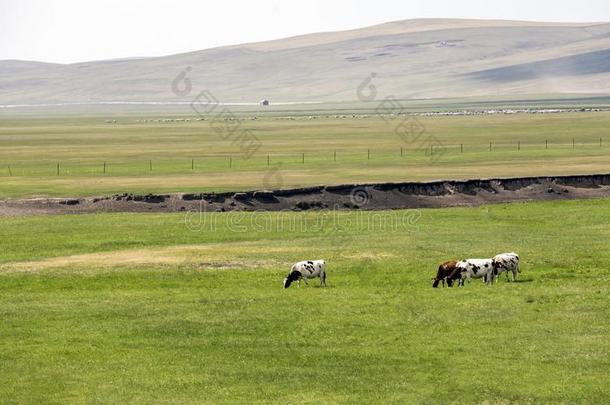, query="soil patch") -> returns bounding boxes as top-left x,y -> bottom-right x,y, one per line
1,174 -> 609,217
